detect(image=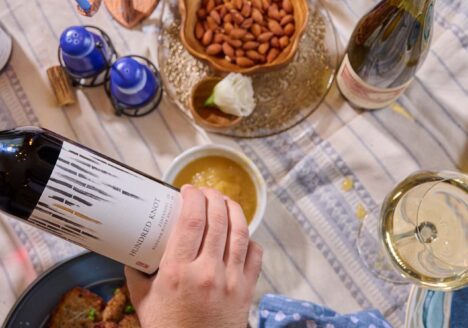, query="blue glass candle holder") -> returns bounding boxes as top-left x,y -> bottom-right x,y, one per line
105,55 -> 163,117
58,25 -> 117,87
